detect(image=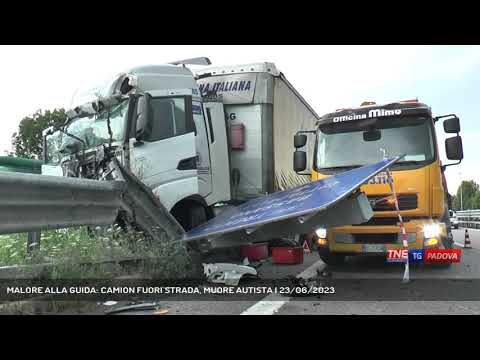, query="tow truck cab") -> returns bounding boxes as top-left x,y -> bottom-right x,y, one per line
293,100 -> 464,265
